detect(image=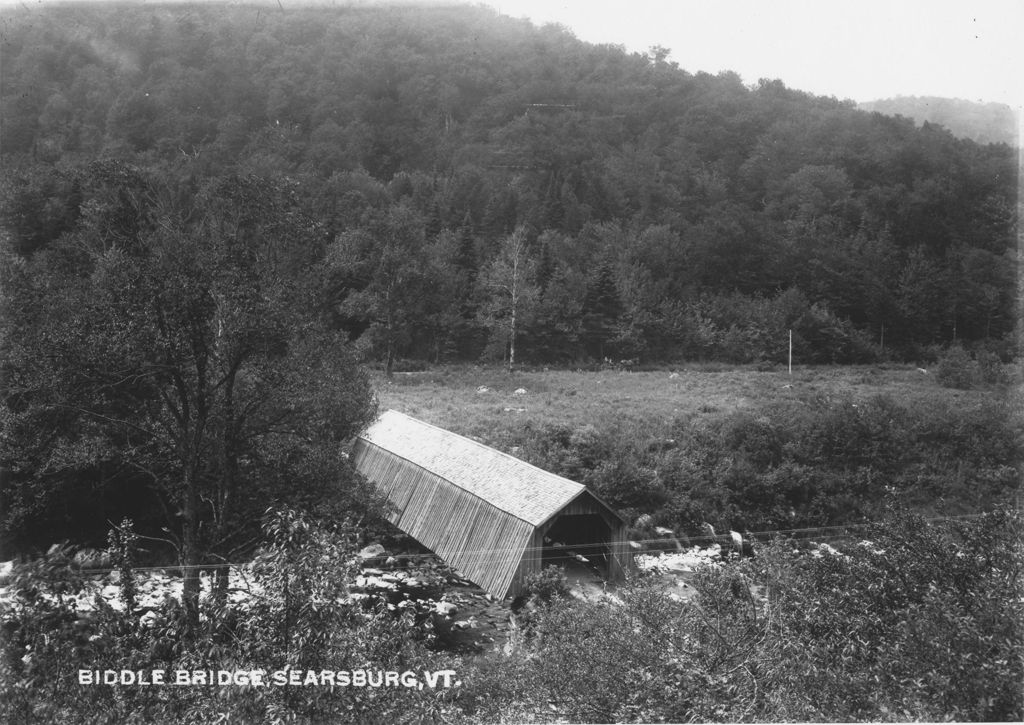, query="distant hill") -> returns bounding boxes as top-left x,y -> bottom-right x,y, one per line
0,2 -> 1017,359
858,96 -> 1018,146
